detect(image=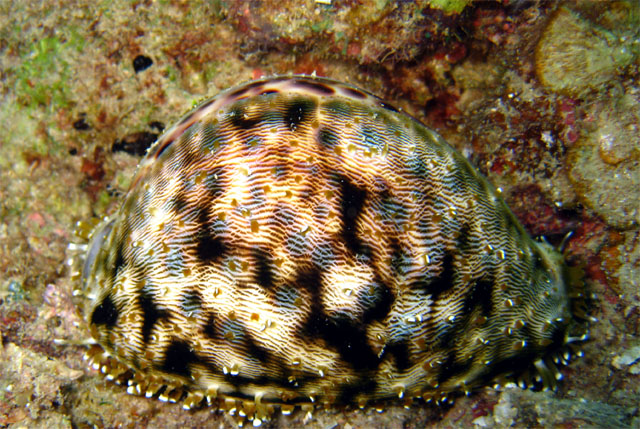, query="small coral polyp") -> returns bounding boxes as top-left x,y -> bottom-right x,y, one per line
69,76 -> 589,425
